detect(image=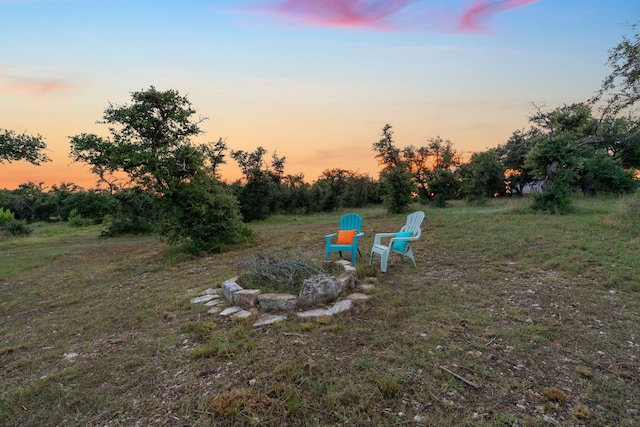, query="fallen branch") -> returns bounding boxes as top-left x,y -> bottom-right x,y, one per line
438,365 -> 480,389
